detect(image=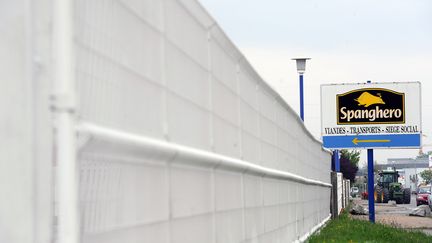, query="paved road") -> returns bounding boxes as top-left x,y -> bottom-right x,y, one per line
376,194 -> 417,215
351,196 -> 432,235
